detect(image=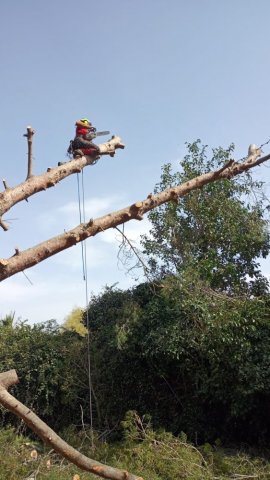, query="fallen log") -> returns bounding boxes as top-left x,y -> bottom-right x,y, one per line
0,370 -> 143,480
